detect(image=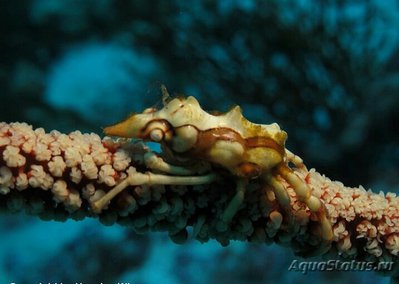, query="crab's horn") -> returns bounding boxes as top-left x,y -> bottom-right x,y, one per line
103,113 -> 149,138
